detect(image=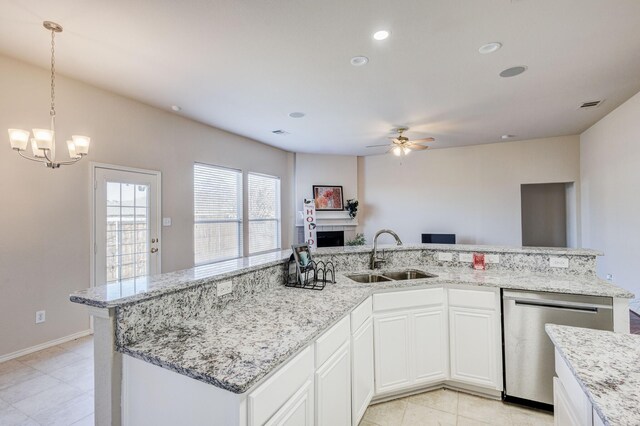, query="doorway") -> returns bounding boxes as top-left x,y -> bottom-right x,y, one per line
521,183 -> 570,248
91,164 -> 161,288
